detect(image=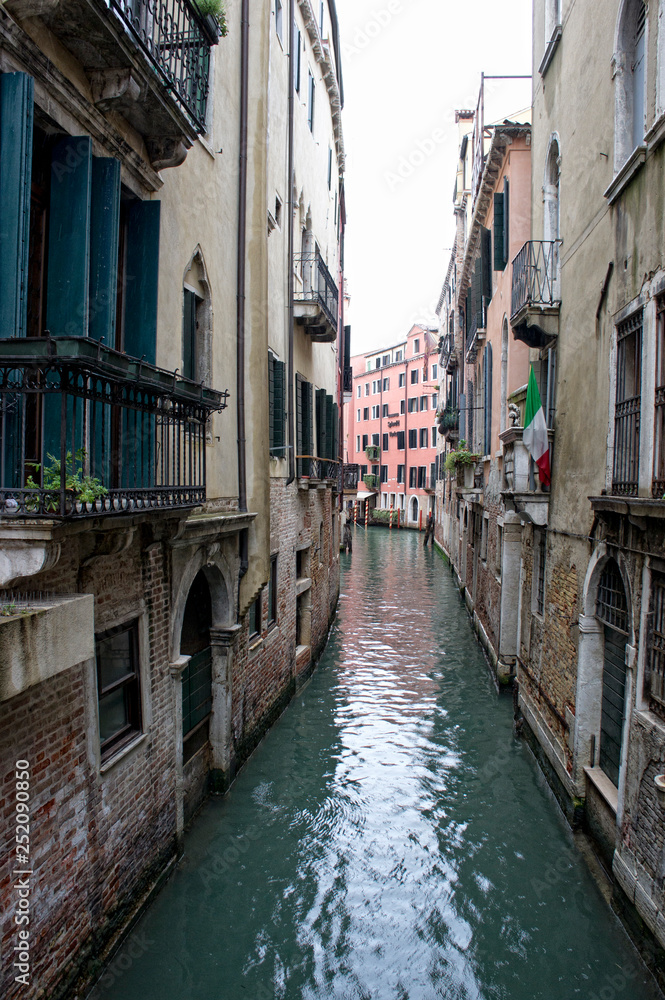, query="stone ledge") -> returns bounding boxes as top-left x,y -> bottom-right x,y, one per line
584,766 -> 618,814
